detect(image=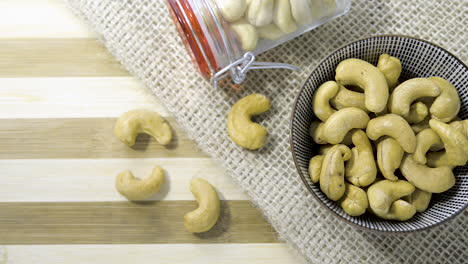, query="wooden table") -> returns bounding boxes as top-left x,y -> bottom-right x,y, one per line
0,0 -> 304,263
